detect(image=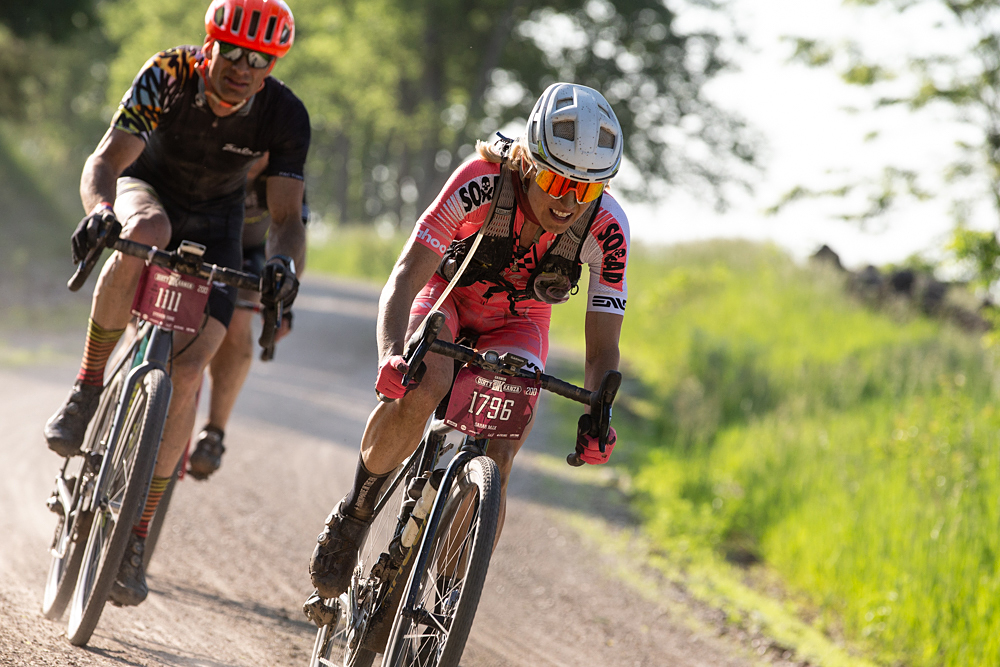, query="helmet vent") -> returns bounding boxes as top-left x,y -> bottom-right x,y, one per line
552,121 -> 575,141
279,24 -> 291,45
214,6 -> 226,27
247,10 -> 261,39
555,97 -> 573,110
230,6 -> 243,32
264,15 -> 277,42
598,128 -> 616,149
